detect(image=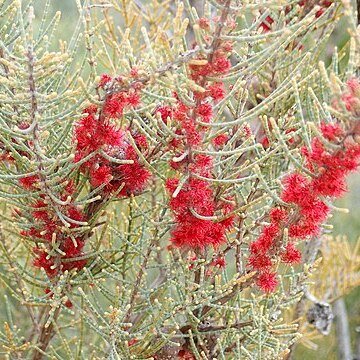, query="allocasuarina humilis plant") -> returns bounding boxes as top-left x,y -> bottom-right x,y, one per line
1,0 -> 360,359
